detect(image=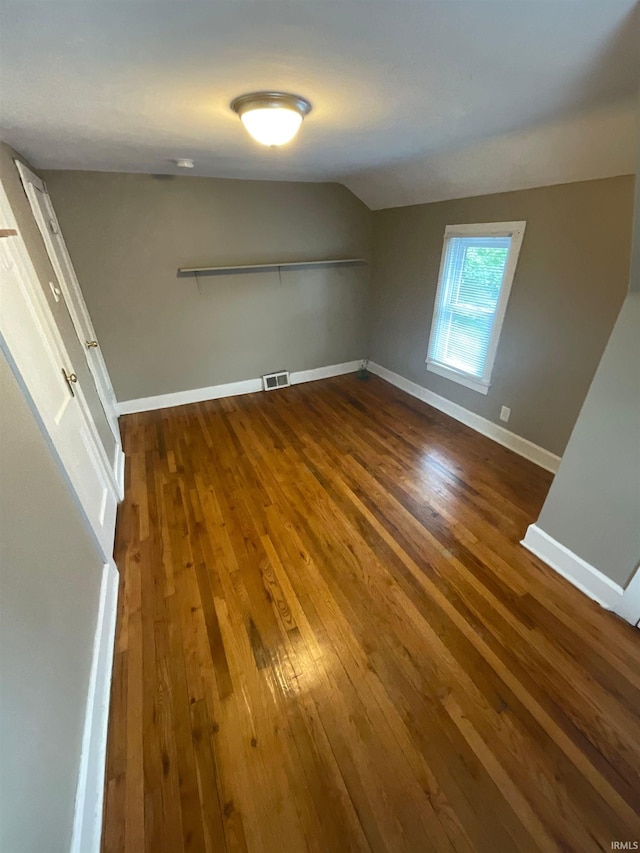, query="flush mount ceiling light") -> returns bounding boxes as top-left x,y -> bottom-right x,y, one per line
231,91 -> 312,147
